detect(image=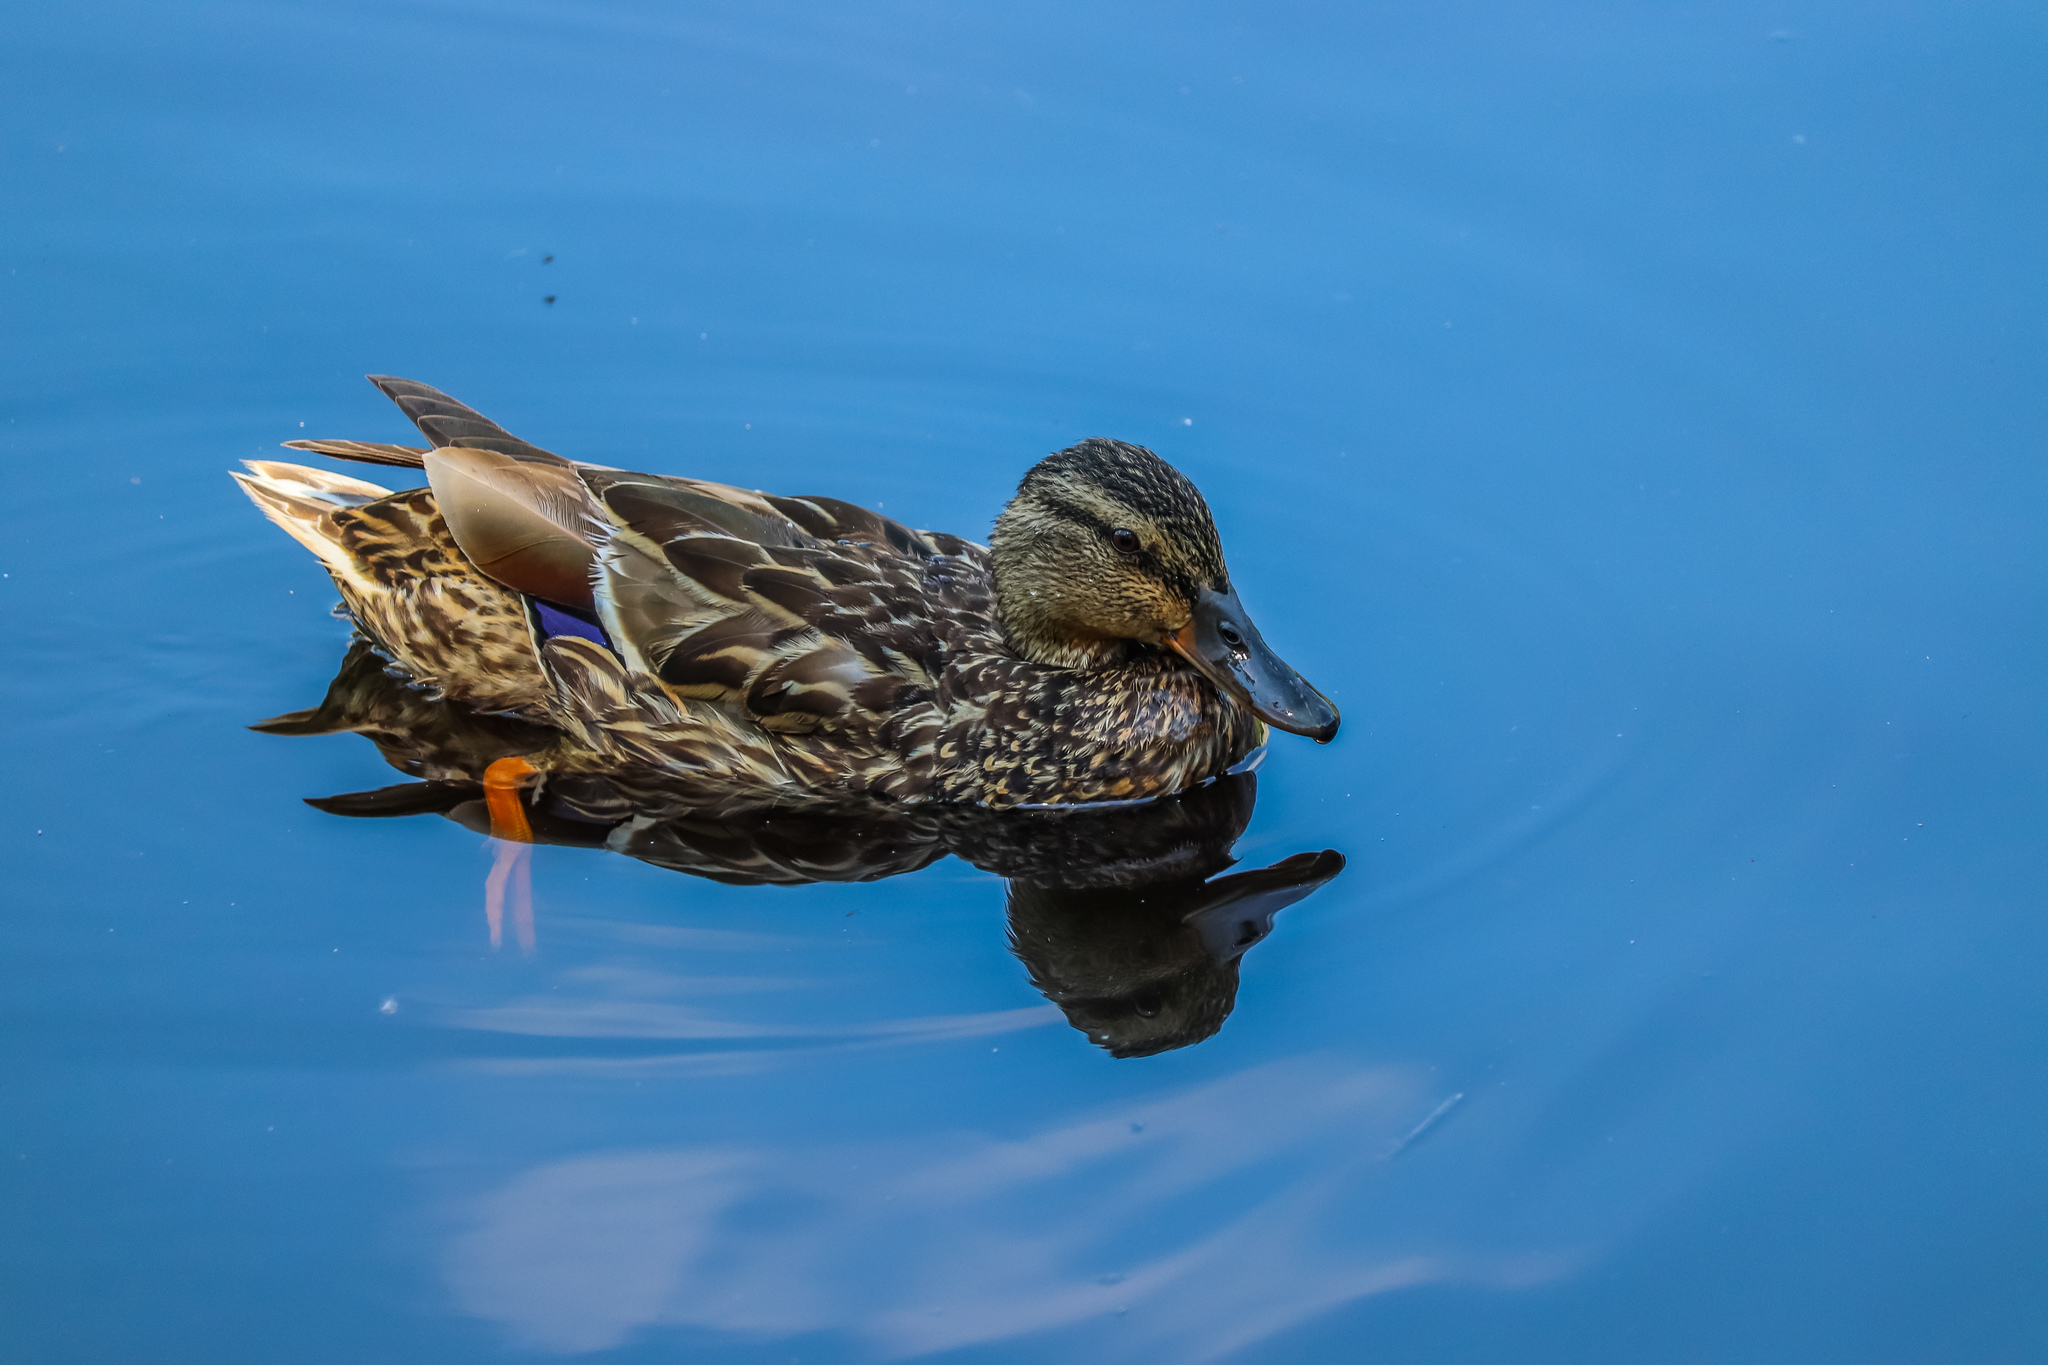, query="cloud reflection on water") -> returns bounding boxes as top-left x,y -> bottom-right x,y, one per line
426,935 -> 1066,1074
445,995 -> 1061,1043
444,1056 -> 1563,1359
